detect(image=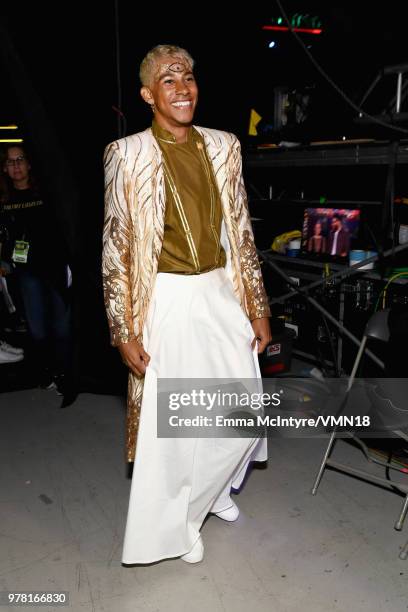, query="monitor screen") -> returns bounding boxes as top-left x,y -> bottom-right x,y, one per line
302,208 -> 361,258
